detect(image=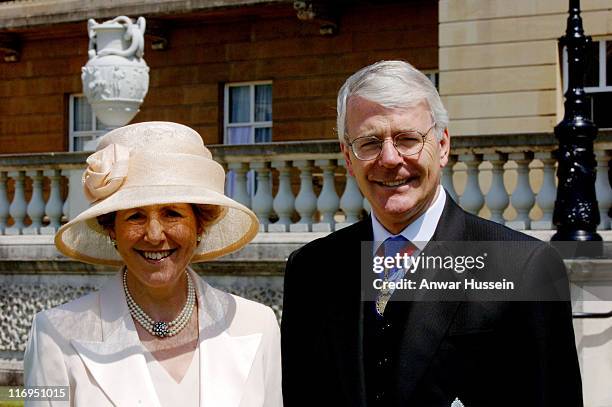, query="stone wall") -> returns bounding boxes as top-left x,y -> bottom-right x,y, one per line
438,0 -> 612,136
